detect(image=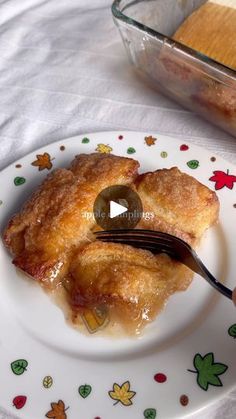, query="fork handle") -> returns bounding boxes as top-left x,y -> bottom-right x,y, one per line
193,256 -> 232,300
168,243 -> 233,301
